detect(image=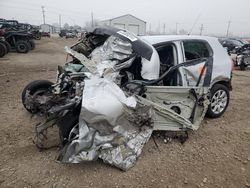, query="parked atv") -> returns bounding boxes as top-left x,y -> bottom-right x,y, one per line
18,23 -> 41,40
0,35 -> 10,57
0,40 -> 7,57
0,23 -> 35,53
